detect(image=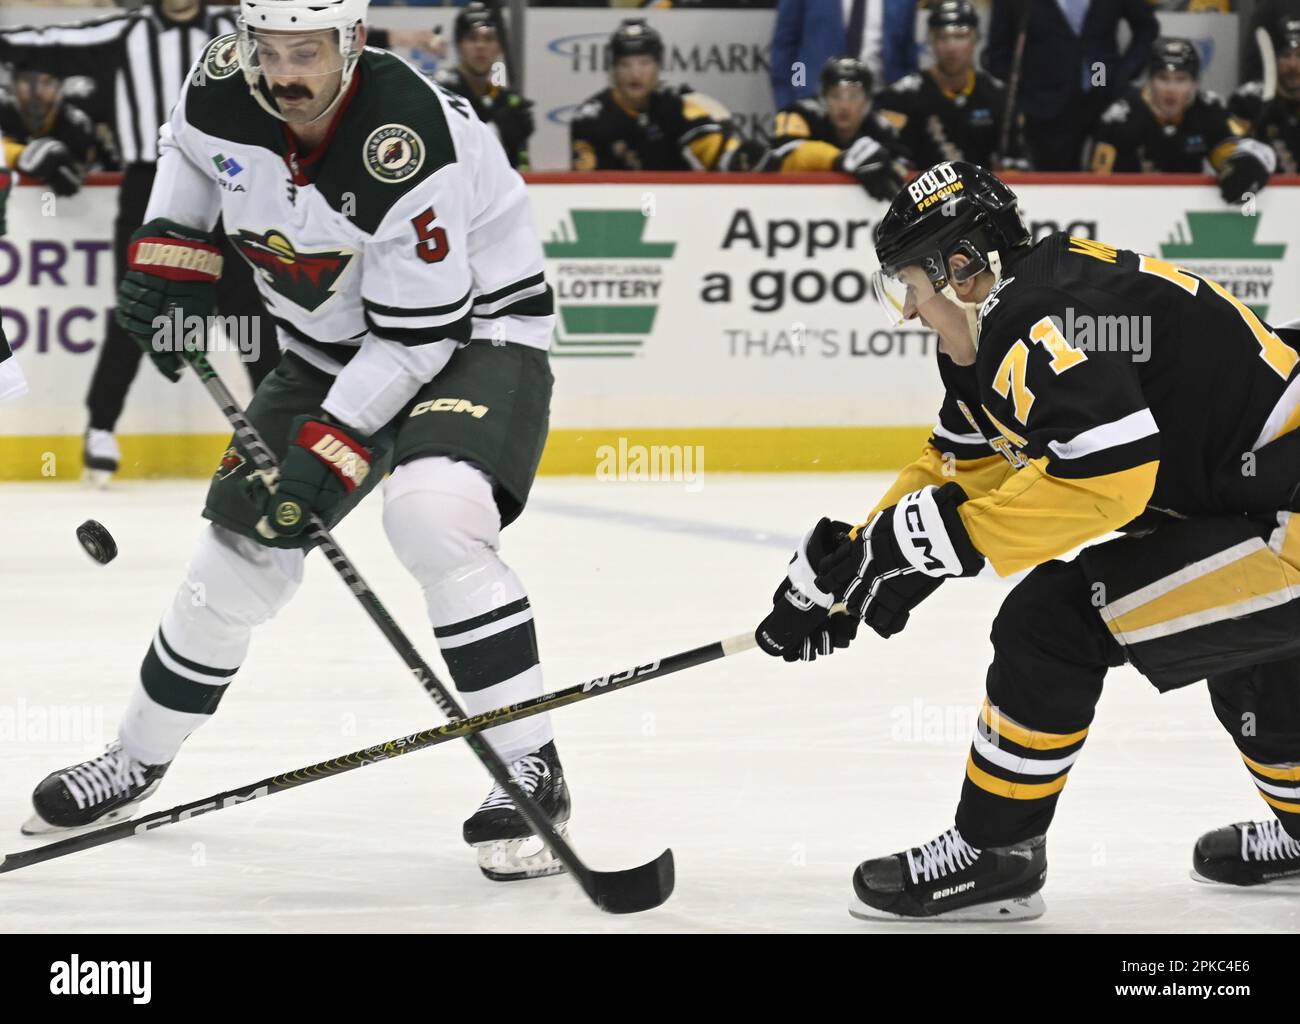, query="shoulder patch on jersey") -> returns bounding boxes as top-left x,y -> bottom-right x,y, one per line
201,33 -> 240,82
1235,80 -> 1264,98
311,51 -> 456,234
1100,98 -> 1130,124
364,123 -> 425,183
1201,89 -> 1225,108
893,73 -> 923,93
